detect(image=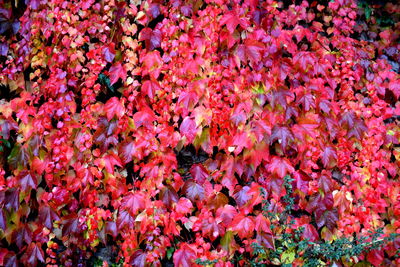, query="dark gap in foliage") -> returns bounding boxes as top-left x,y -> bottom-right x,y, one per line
0,83 -> 19,101
81,43 -> 89,53
51,116 -> 58,129
23,64 -> 33,82
90,37 -> 100,44
291,209 -> 311,218
384,115 -> 400,124
37,176 -> 48,190
87,245 -> 119,267
33,95 -> 45,108
148,14 -> 164,30
73,190 -> 80,202
75,93 -> 83,113
160,259 -> 174,267
211,235 -> 222,249
383,88 -> 398,106
125,161 -> 134,185
26,192 -> 39,222
95,76 -> 123,104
